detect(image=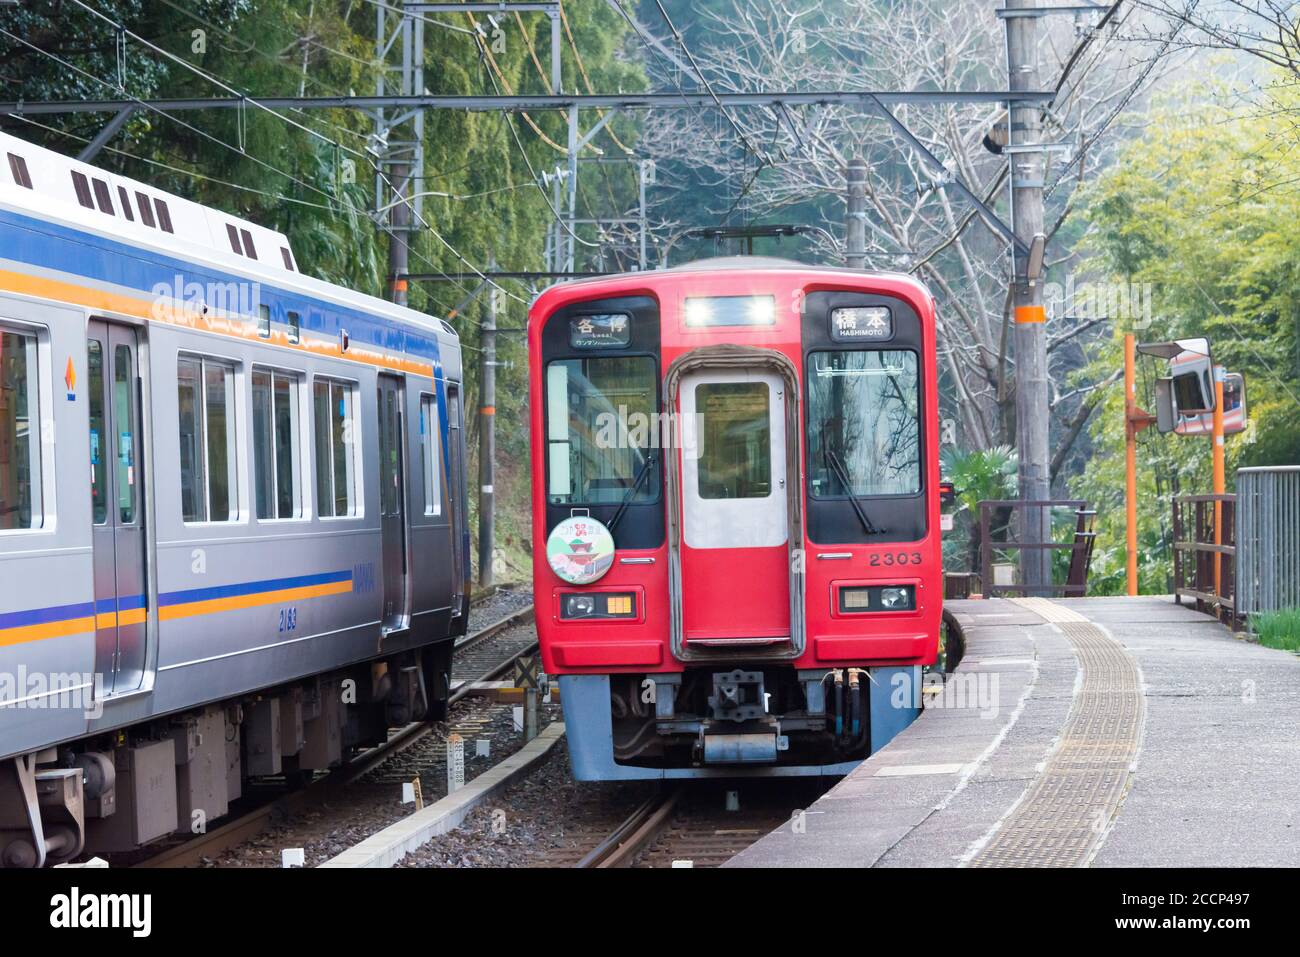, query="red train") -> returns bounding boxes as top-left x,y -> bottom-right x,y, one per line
528,257 -> 942,779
